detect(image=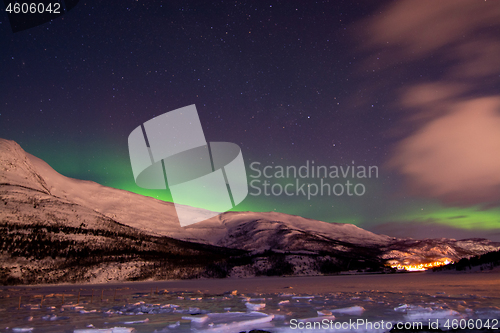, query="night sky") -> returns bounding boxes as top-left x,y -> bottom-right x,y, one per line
1,0 -> 500,240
